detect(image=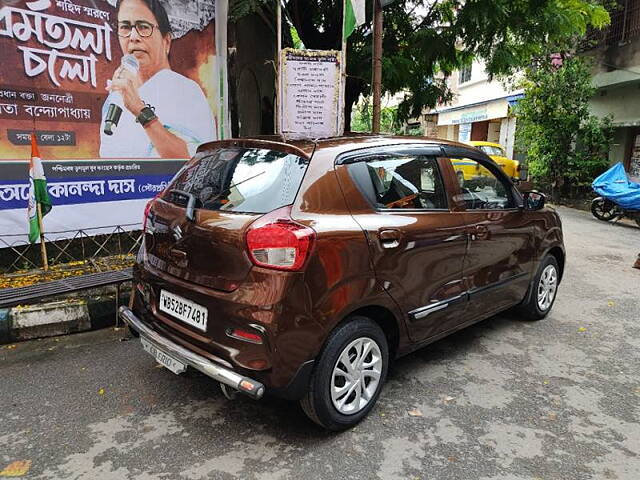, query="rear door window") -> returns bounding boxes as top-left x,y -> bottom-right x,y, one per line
360,155 -> 448,210
165,147 -> 309,213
